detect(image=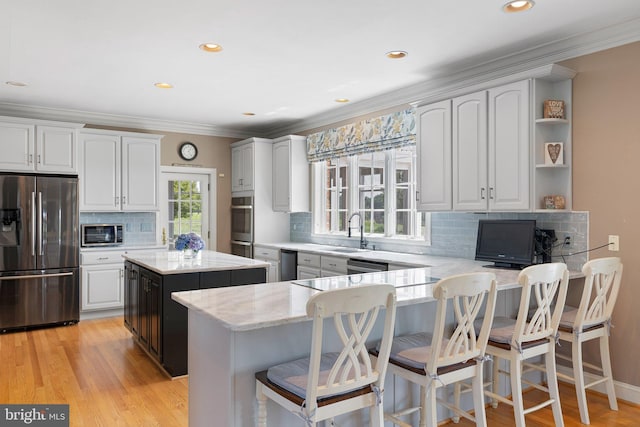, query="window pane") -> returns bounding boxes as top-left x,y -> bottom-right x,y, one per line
325,190 -> 333,210
338,190 -> 347,209
372,190 -> 384,209
396,212 -> 409,235
339,166 -> 348,188
396,188 -> 409,209
338,211 -> 347,232
169,181 -> 179,199
372,212 -> 384,234
328,168 -> 336,188
359,166 -> 371,186
396,168 -> 409,184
